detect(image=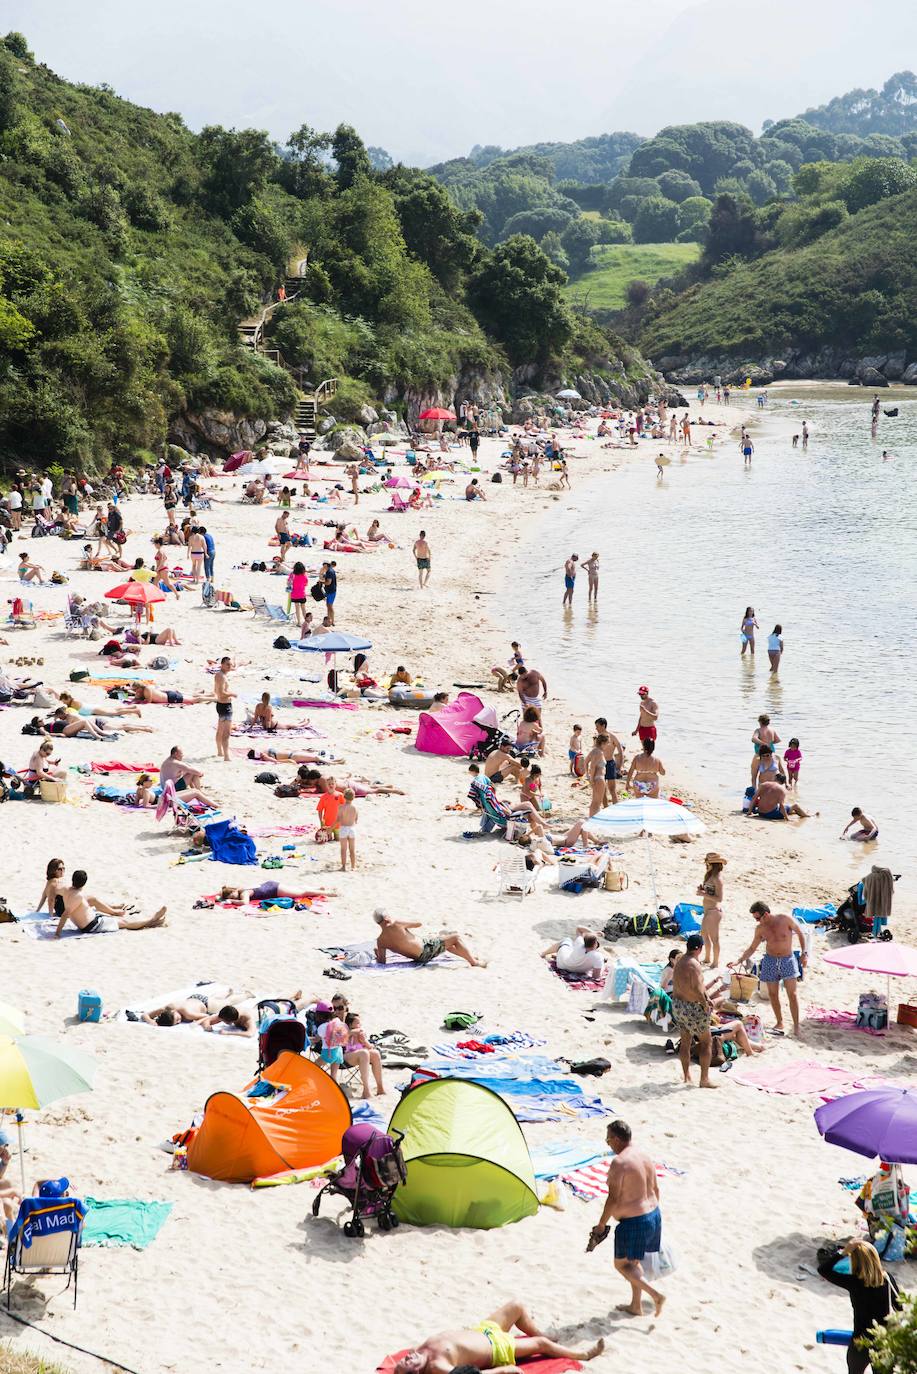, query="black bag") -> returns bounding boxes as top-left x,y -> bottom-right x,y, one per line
255,771 -> 279,784
567,1058 -> 612,1077
272,635 -> 291,649
310,583 -> 326,601
274,783 -> 300,798
491,471 -> 502,484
